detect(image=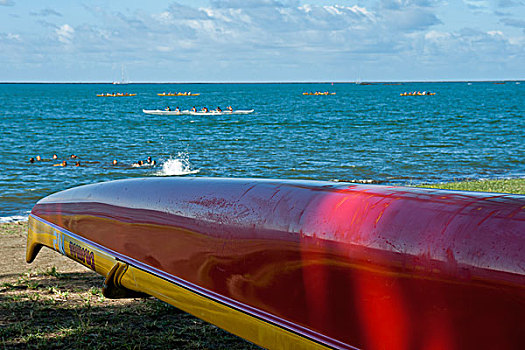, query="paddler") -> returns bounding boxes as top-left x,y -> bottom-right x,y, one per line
202,107 -> 209,112
165,106 -> 171,111
226,106 -> 233,112
175,107 -> 180,112
191,106 -> 197,112
216,106 -> 222,112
